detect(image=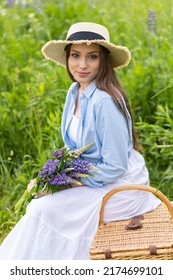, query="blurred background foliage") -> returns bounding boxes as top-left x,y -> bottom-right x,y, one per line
0,0 -> 173,242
